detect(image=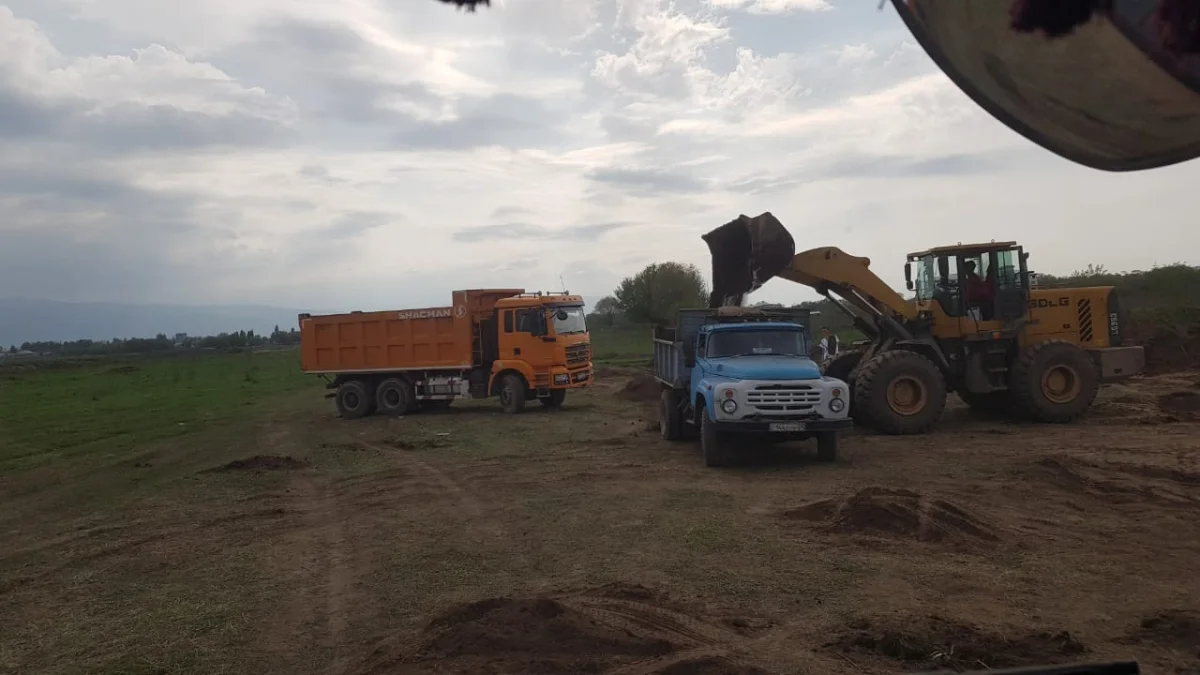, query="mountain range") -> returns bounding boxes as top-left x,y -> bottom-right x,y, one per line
0,296 -> 605,347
